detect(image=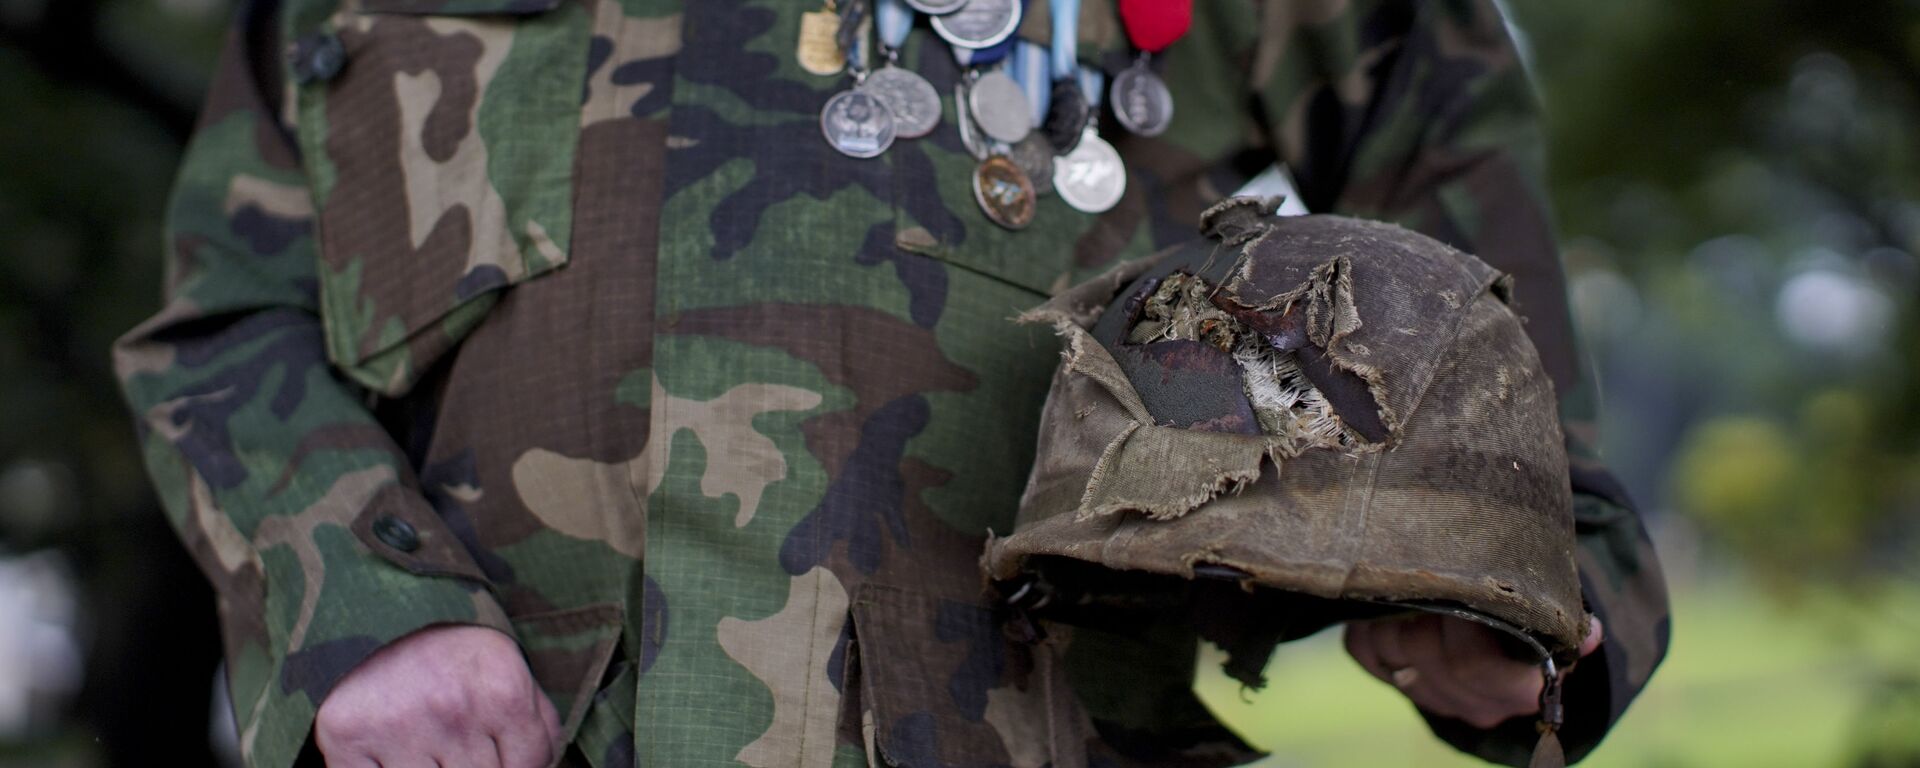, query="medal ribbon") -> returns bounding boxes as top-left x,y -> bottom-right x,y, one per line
1048,0 -> 1079,79
876,0 -> 913,54
1116,0 -> 1192,53
952,36 -> 1016,66
1009,41 -> 1052,128
1079,68 -> 1104,109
